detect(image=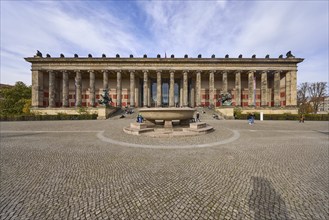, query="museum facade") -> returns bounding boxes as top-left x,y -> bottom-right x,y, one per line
25,52 -> 303,115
